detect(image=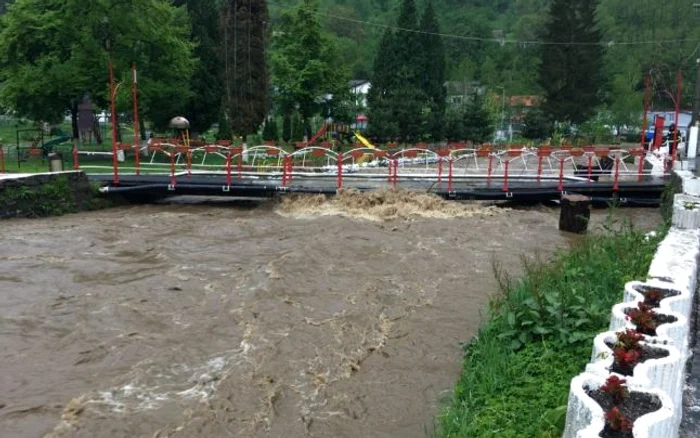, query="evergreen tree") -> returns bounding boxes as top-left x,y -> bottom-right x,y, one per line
462,97 -> 493,144
173,0 -> 222,134
419,0 -> 446,141
367,28 -> 399,141
262,117 -> 278,142
222,0 -> 269,138
282,114 -> 292,143
391,0 -> 425,141
539,0 -> 604,124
